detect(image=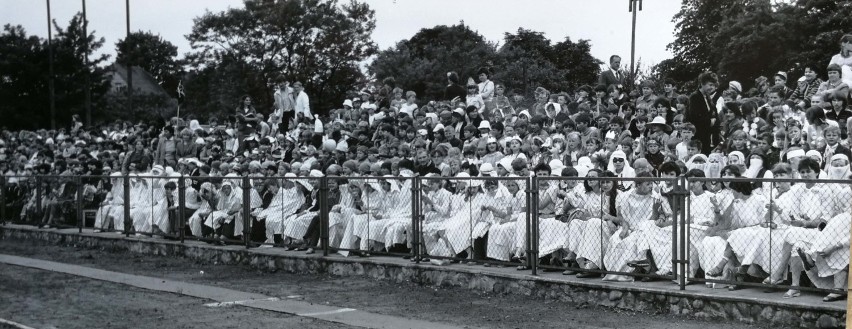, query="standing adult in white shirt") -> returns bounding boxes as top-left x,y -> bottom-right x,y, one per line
477,67 -> 495,114
271,78 -> 294,134
292,81 -> 311,124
